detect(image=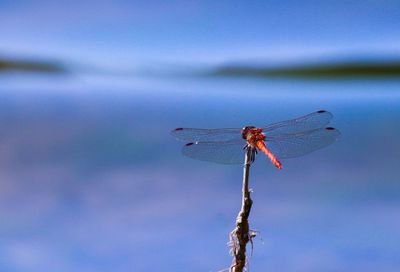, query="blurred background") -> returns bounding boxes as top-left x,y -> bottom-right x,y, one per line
1,1 -> 400,271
